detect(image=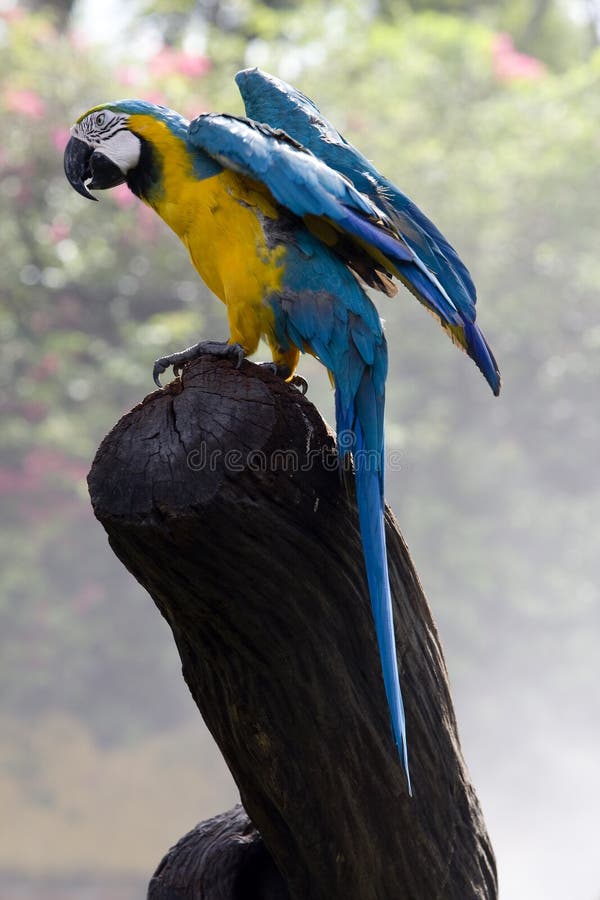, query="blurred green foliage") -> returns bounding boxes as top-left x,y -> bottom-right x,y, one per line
1,0 -> 599,764
0,9 -> 216,739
